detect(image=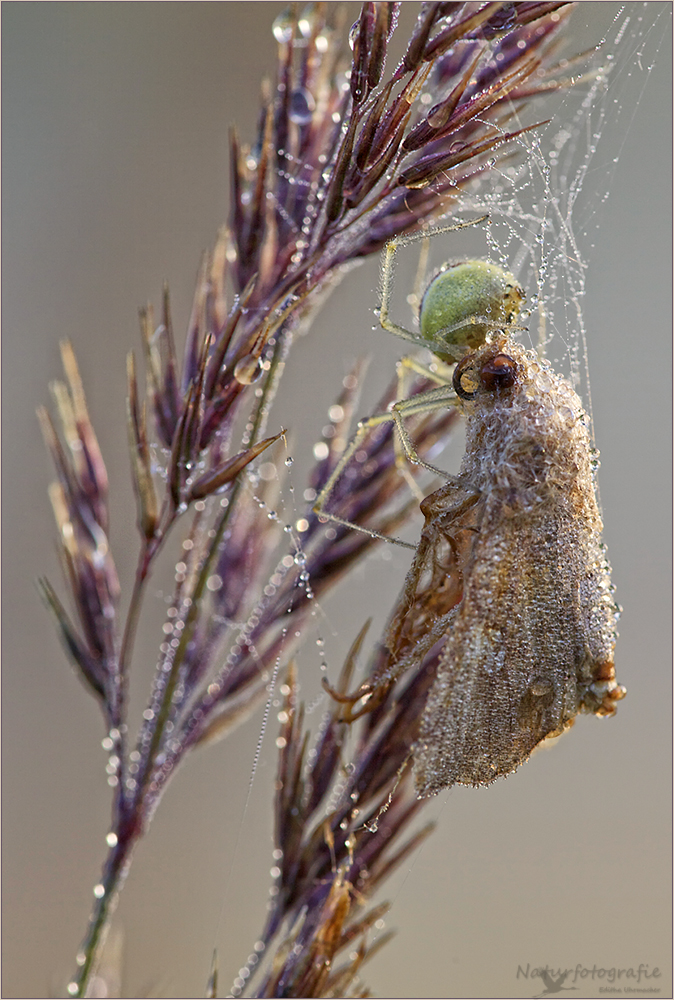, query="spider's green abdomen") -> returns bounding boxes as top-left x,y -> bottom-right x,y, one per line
419,259 -> 525,362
